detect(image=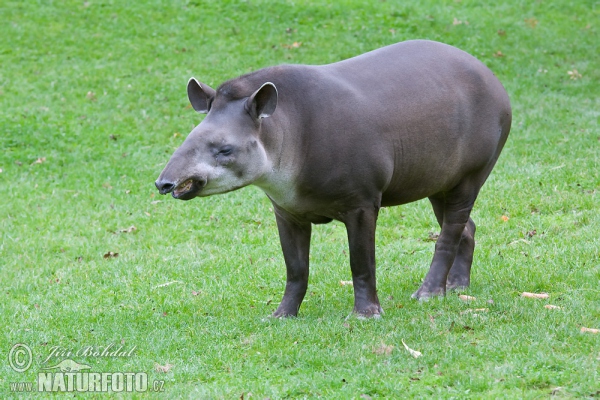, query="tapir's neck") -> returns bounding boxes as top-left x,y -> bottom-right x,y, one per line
252,113 -> 299,209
